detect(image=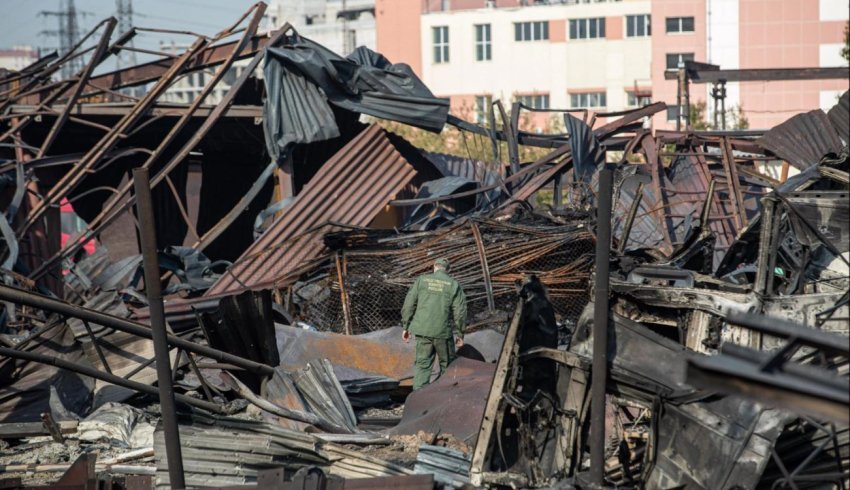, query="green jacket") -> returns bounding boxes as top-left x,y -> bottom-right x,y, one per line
401,270 -> 467,339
